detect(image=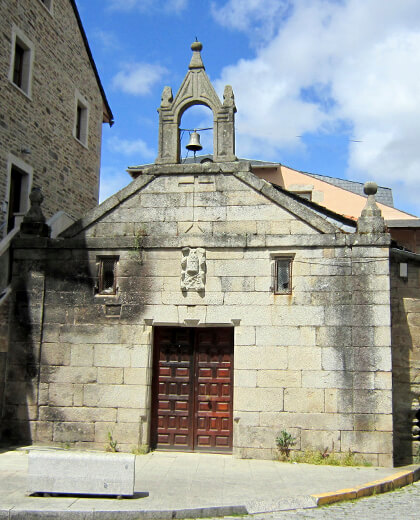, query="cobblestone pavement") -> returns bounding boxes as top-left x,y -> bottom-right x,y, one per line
222,481 -> 420,520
